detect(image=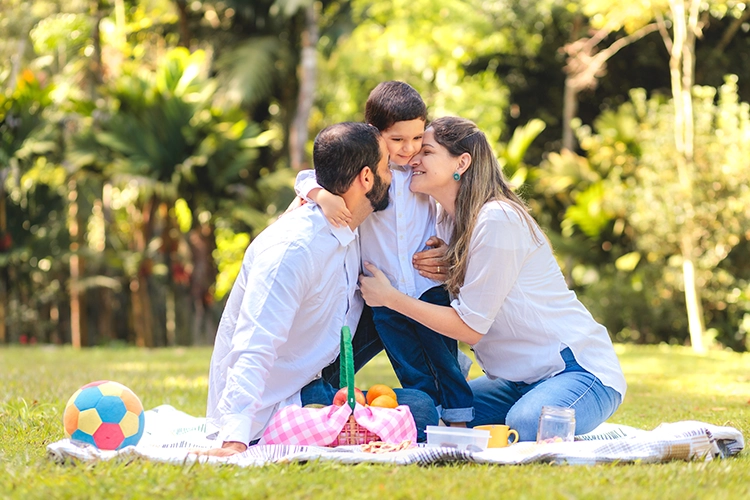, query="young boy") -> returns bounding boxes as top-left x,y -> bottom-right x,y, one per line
295,81 -> 473,425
